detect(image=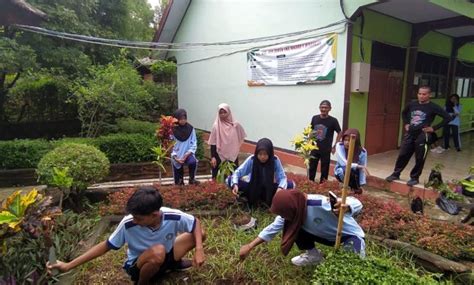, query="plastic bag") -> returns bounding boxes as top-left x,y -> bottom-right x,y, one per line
410,196 -> 423,214
436,193 -> 461,215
